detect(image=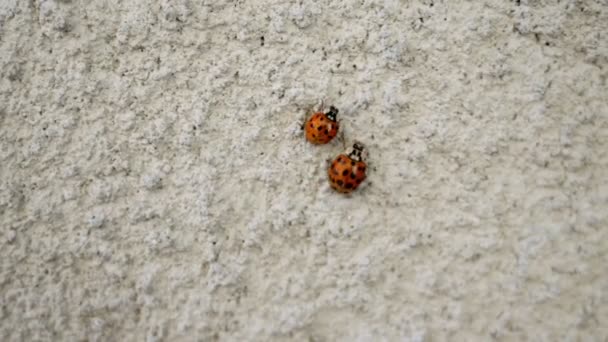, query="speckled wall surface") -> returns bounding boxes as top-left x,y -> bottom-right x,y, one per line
1,0 -> 607,340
